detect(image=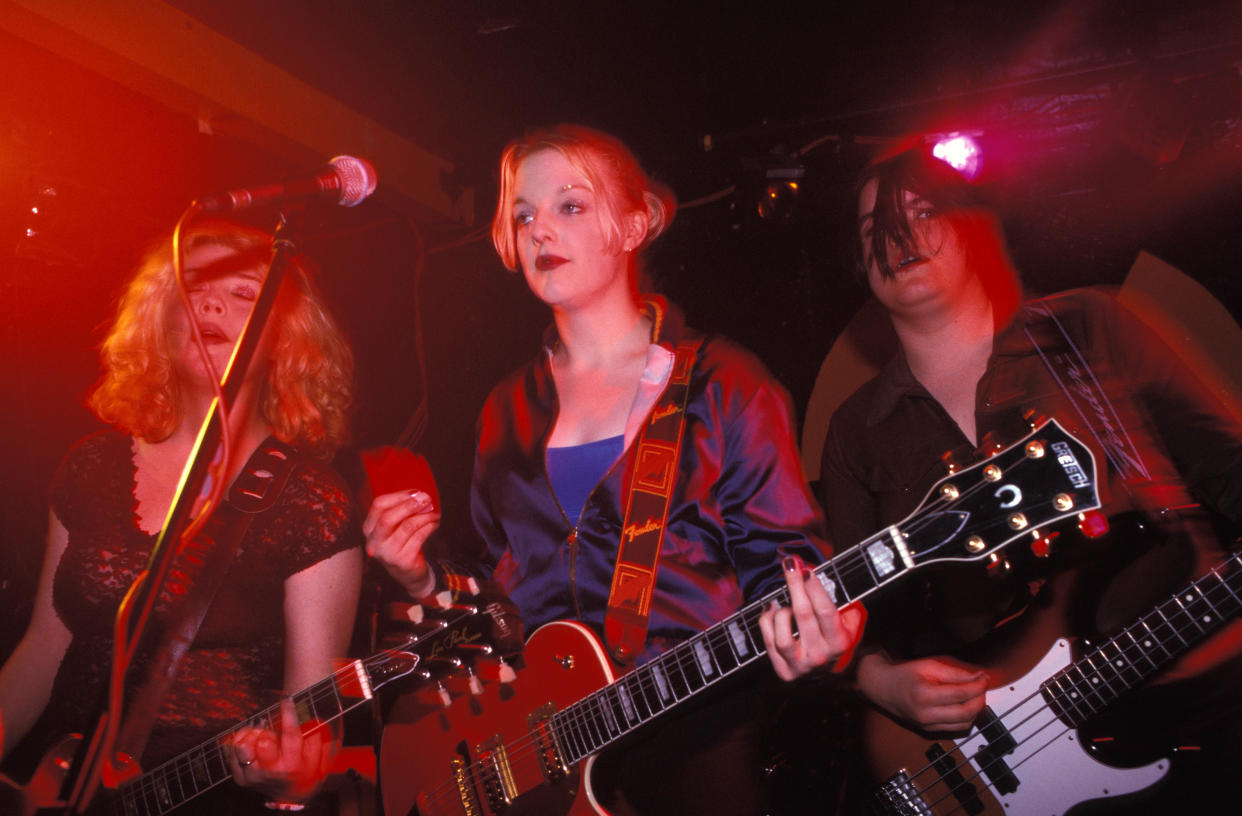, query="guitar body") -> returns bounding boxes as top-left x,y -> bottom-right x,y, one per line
382,621 -> 616,816
0,734 -> 80,816
867,639 -> 1168,815
381,420 -> 1106,816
